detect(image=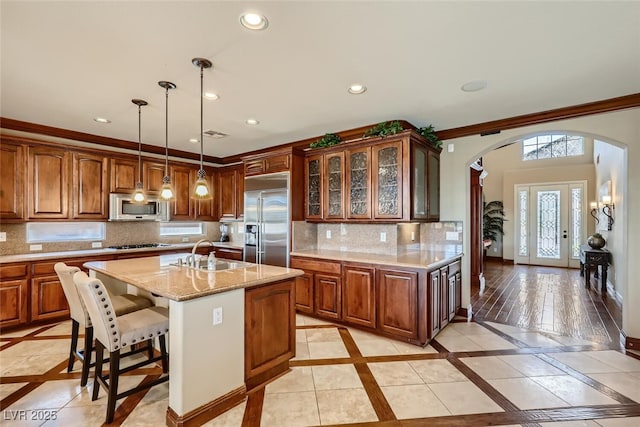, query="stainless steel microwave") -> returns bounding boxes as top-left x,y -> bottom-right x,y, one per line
108,193 -> 169,221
